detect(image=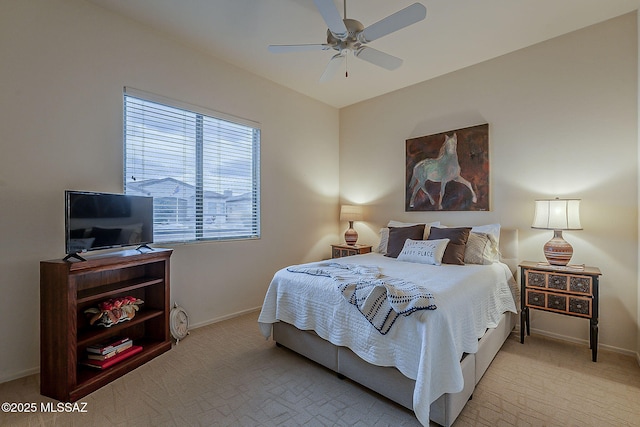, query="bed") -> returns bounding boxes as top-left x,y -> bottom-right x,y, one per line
258,225 -> 519,427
